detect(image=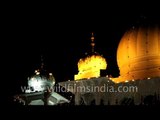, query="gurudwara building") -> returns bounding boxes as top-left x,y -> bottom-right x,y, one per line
59,24 -> 160,105
14,22 -> 160,105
